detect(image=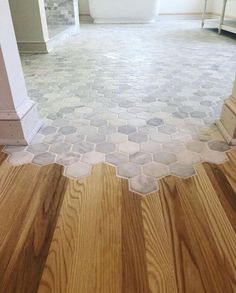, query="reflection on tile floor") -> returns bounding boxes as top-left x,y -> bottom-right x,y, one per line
3,20 -> 236,195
